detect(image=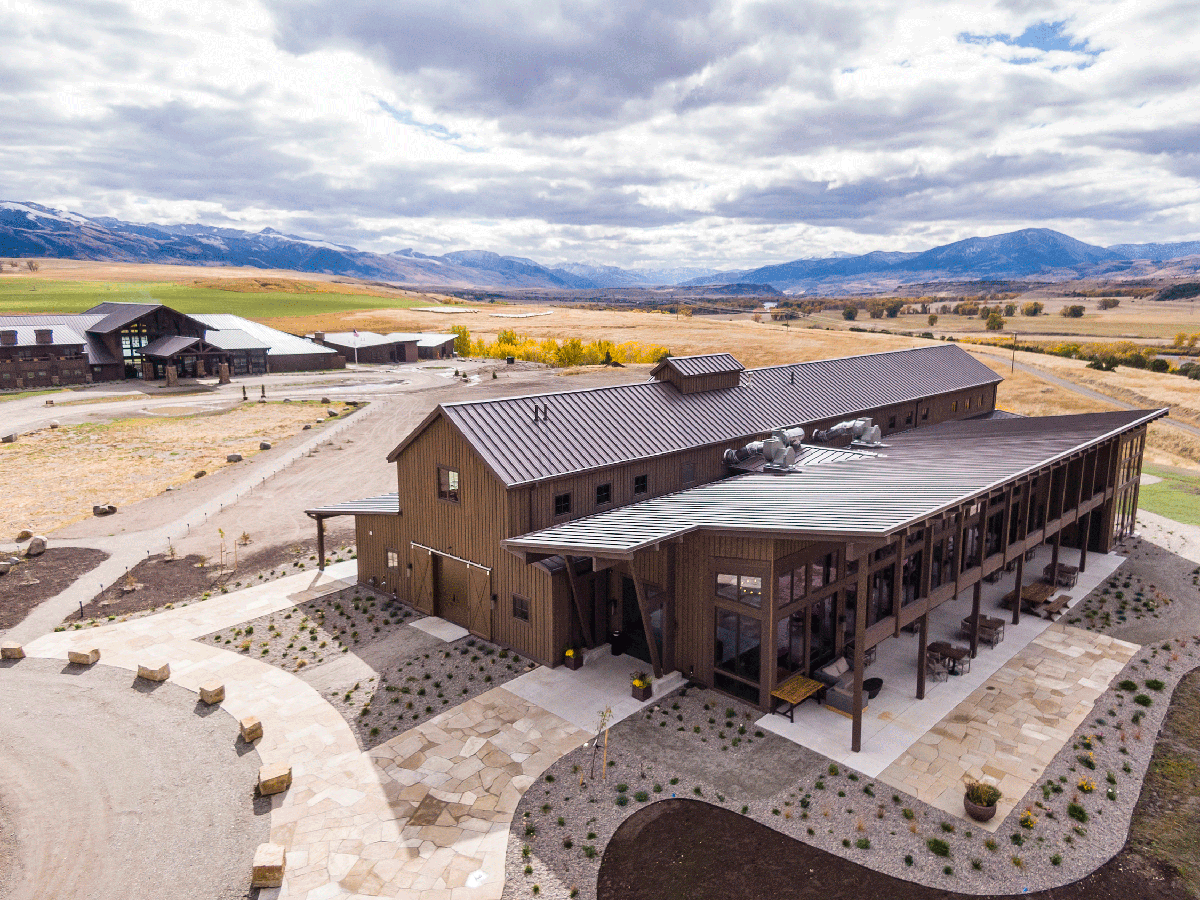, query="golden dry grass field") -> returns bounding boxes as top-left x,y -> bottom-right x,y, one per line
0,400 -> 347,538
